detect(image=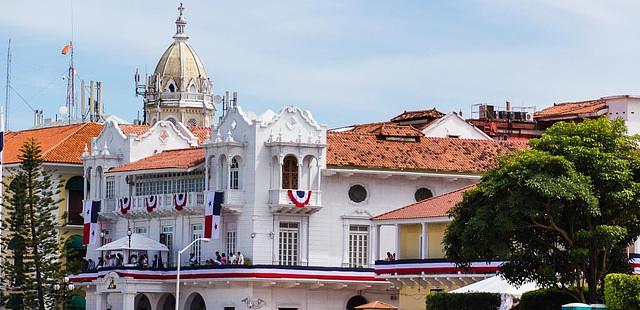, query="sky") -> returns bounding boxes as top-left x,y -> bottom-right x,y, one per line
2,0 -> 640,130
